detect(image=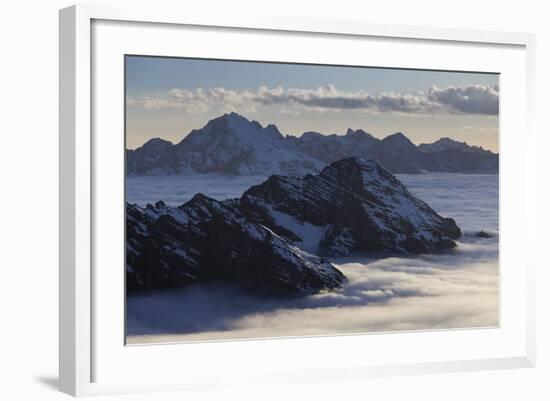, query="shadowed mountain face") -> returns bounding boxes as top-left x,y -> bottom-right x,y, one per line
126,195 -> 345,295
239,158 -> 461,256
126,113 -> 499,176
285,128 -> 379,165
418,137 -> 493,153
127,158 -> 461,295
364,132 -> 426,174
126,138 -> 177,175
